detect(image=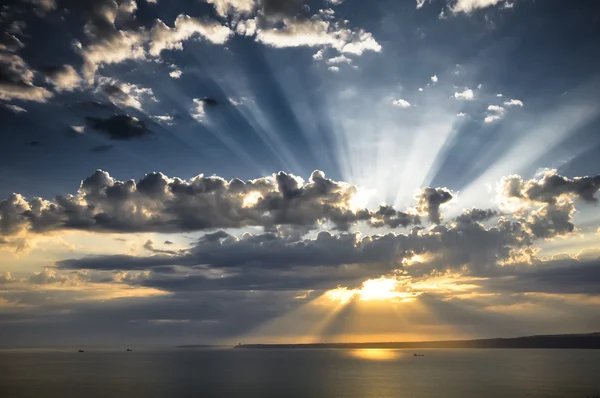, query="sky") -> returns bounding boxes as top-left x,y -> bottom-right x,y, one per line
1,0 -> 600,347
